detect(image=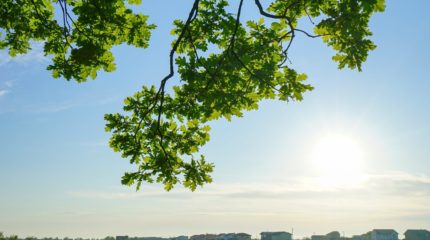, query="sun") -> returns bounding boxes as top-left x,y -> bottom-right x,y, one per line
310,133 -> 365,188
